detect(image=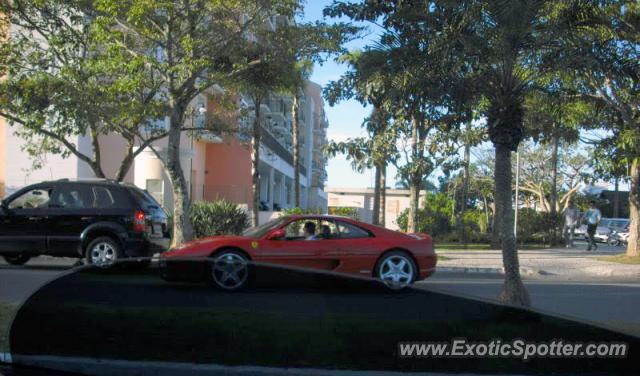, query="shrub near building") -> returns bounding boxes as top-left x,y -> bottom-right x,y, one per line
191,201 -> 250,237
